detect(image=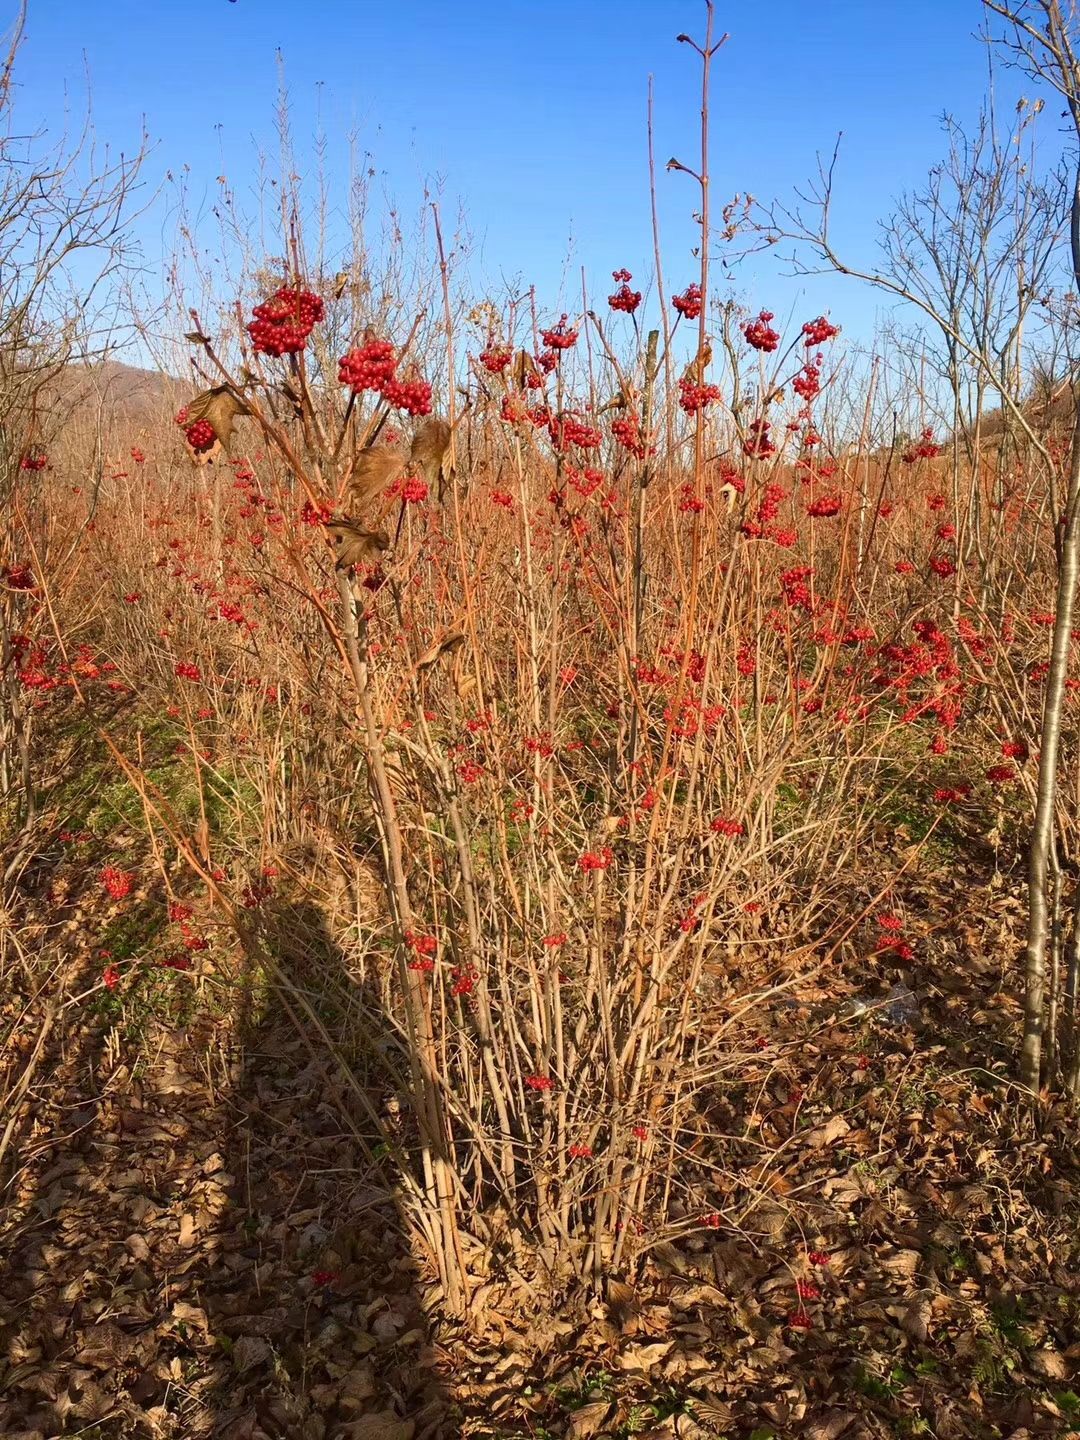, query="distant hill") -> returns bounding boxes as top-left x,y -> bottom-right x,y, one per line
54,359 -> 180,431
